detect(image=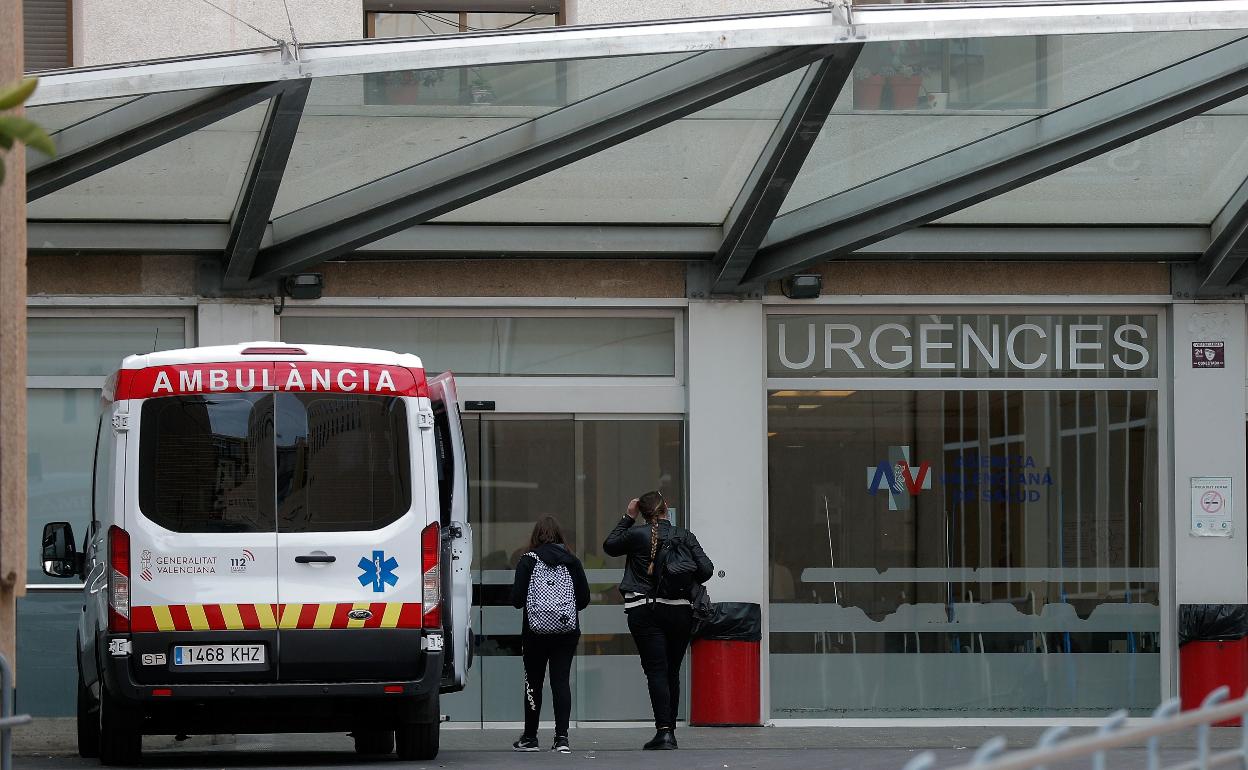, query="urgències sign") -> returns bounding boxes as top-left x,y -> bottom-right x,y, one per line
768,315 -> 1157,377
